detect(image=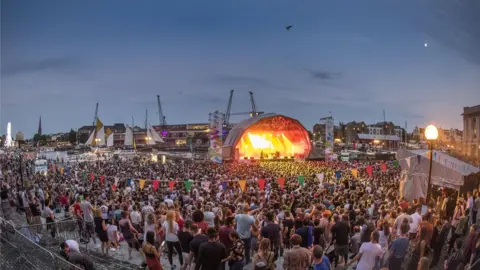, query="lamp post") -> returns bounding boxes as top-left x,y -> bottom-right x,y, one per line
15,132 -> 25,188
425,125 -> 438,205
